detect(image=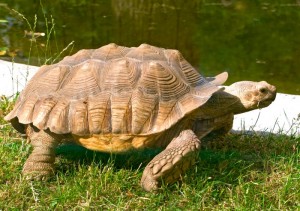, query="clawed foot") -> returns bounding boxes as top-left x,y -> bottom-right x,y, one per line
23,172 -> 53,181
141,130 -> 201,192
23,161 -> 55,181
